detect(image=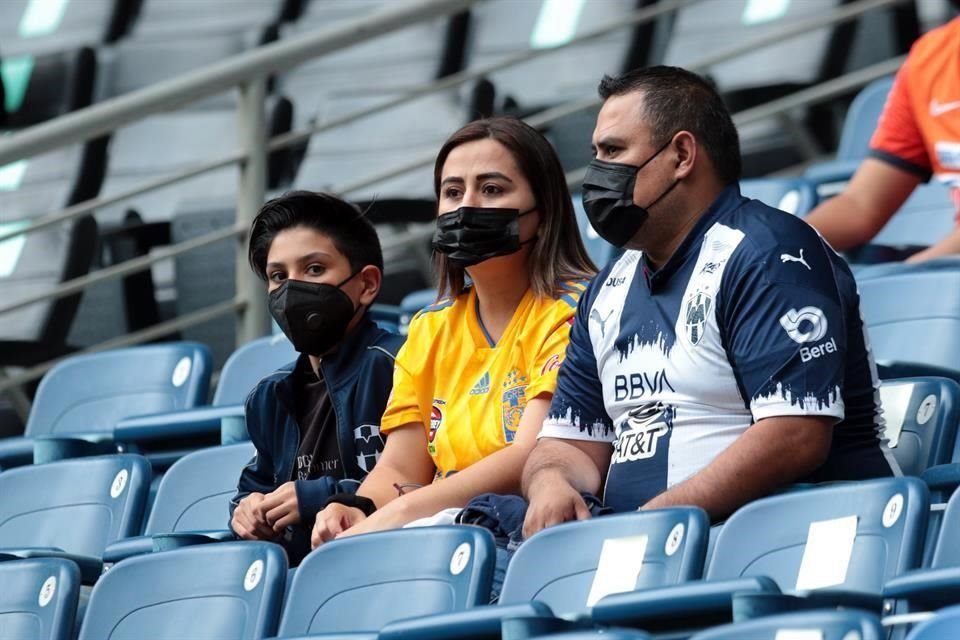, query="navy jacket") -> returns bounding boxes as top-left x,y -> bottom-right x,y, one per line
229,316 -> 404,562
